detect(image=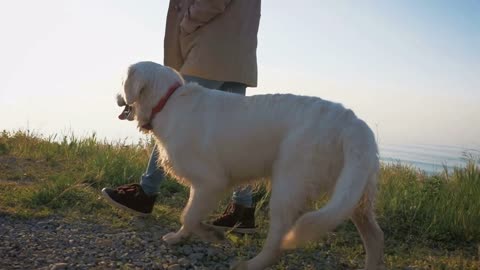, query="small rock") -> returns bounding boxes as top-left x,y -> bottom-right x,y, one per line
189,252 -> 204,261
178,257 -> 190,266
168,264 -> 181,270
207,247 -> 219,257
95,238 -> 113,247
182,245 -> 193,255
49,262 -> 68,270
